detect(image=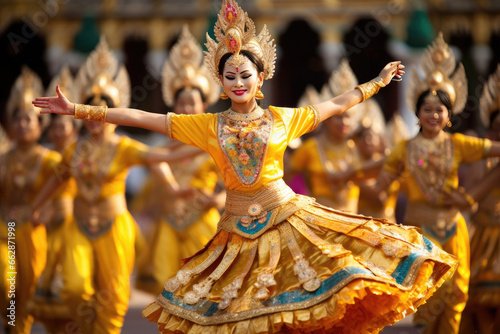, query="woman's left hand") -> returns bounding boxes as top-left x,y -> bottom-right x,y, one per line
379,61 -> 405,86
